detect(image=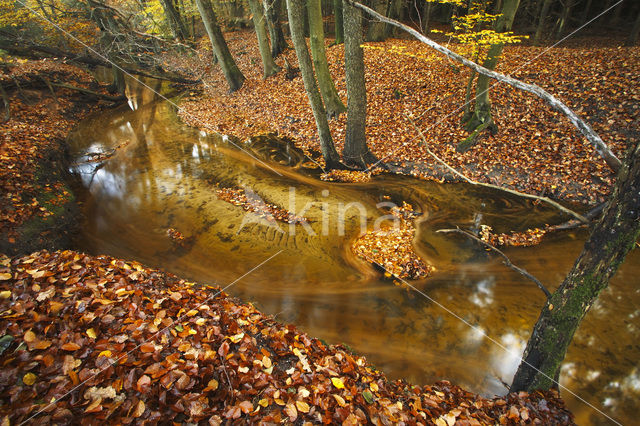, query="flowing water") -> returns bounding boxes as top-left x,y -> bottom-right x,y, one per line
67,77 -> 640,425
